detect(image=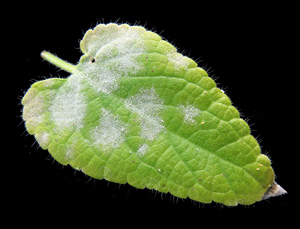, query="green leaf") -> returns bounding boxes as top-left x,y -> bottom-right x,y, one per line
22,23 -> 286,206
